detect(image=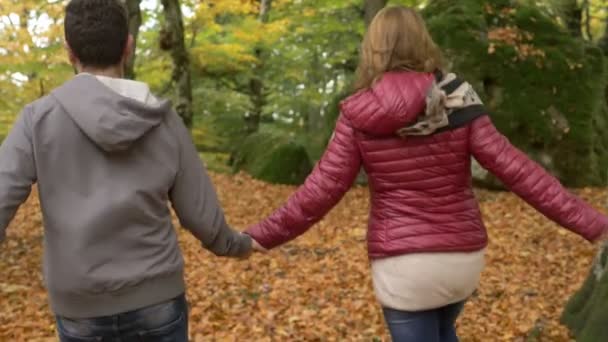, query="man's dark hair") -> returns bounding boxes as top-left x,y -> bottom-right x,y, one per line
65,0 -> 129,68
